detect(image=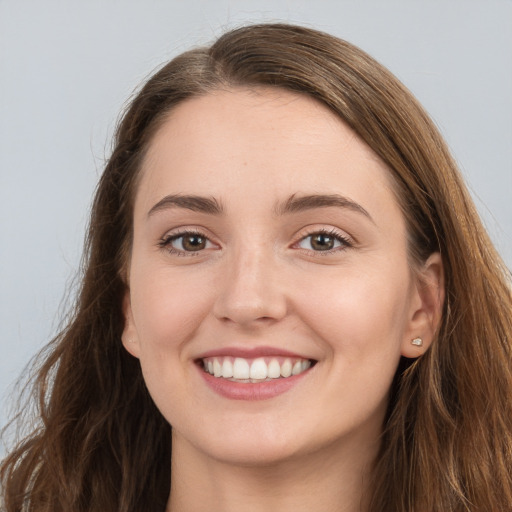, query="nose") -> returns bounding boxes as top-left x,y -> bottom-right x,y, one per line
212,245 -> 288,327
